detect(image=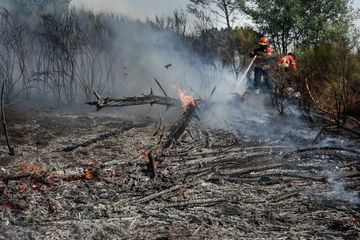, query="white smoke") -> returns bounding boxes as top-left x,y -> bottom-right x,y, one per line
310,170 -> 360,206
